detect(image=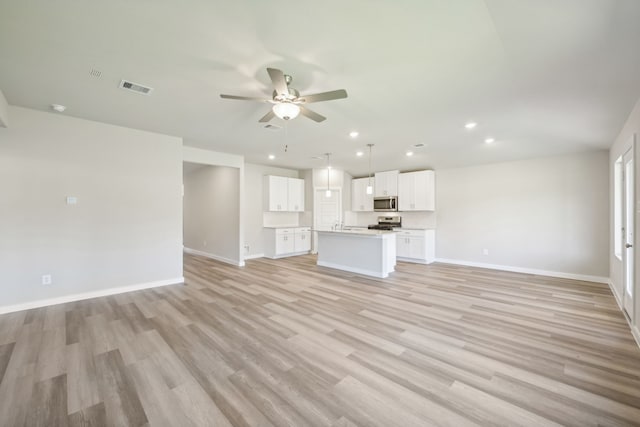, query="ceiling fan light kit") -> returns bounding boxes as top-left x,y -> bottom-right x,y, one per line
220,67 -> 347,123
272,102 -> 300,120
